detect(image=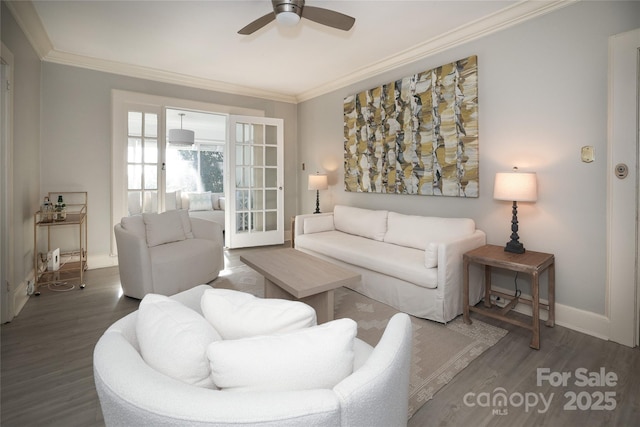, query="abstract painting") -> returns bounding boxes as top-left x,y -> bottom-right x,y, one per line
343,55 -> 478,197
